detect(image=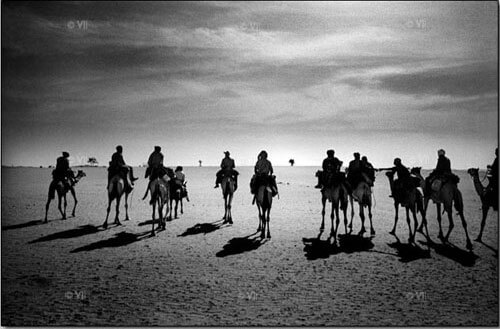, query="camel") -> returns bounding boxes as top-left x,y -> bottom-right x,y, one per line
256,184 -> 273,239
145,177 -> 169,236
319,182 -> 349,243
467,168 -> 498,242
103,174 -> 132,229
169,182 -> 189,220
386,170 -> 428,243
413,169 -> 473,251
348,181 -> 374,236
45,170 -> 86,222
220,175 -> 236,224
